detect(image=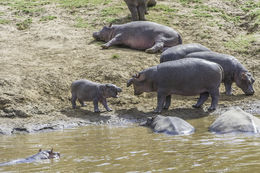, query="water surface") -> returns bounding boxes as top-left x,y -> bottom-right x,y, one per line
1,116 -> 260,173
